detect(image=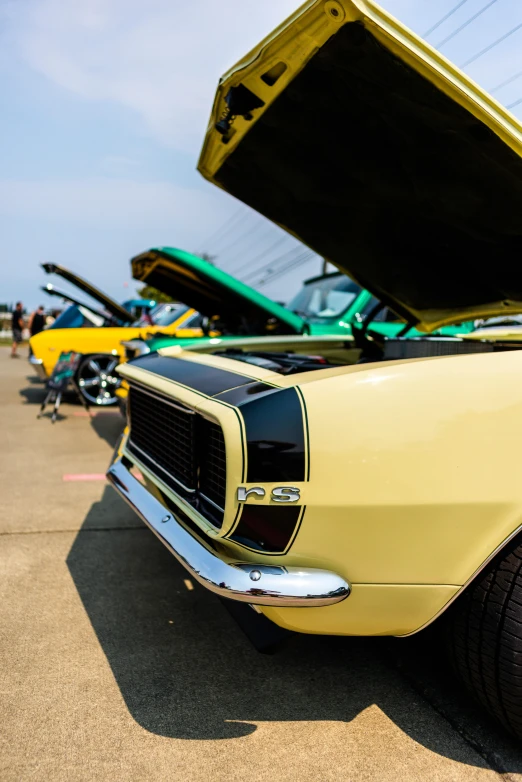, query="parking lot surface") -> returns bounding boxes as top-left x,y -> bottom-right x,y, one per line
2,346 -> 522,781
